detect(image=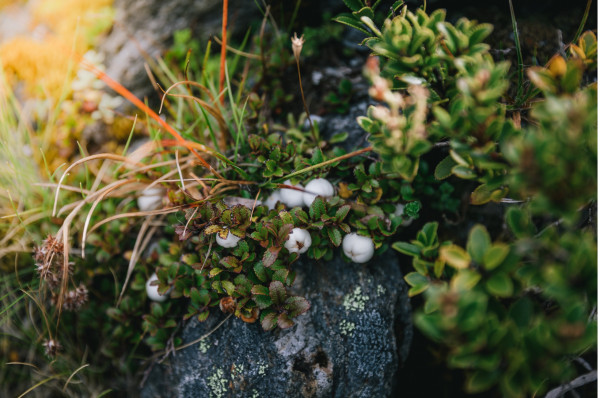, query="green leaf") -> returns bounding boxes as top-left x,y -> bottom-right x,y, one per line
404,272 -> 430,296
483,244 -> 510,270
434,155 -> 456,180
440,245 -> 471,269
251,284 -> 269,296
209,268 -> 224,277
485,273 -> 513,297
466,225 -> 491,264
285,296 -> 310,317
311,148 -> 324,165
506,207 -> 534,238
330,132 -> 349,143
253,263 -> 268,282
465,370 -> 498,394
327,227 -> 342,247
333,15 -> 370,35
269,281 -> 287,306
357,116 -> 378,134
392,241 -> 421,257
452,165 -> 477,179
221,280 -> 236,296
197,311 -> 210,322
342,0 -> 363,12
253,294 -> 273,309
309,197 -> 326,220
335,205 -> 351,222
